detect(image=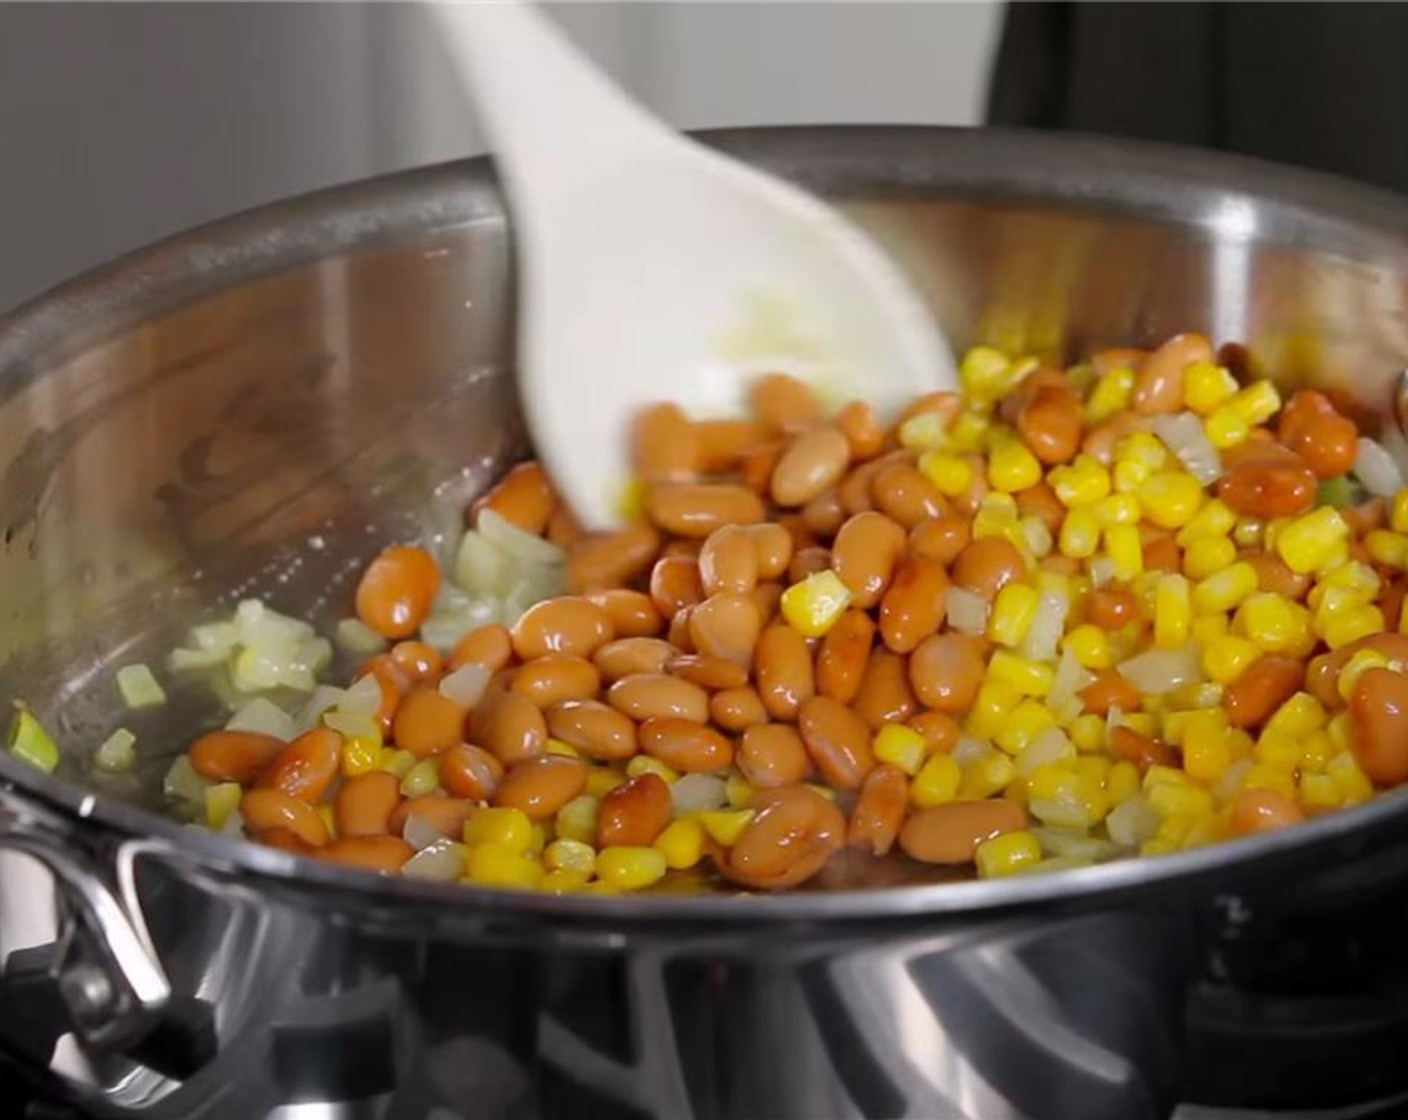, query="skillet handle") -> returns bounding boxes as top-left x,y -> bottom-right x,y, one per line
0,787 -> 170,1052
